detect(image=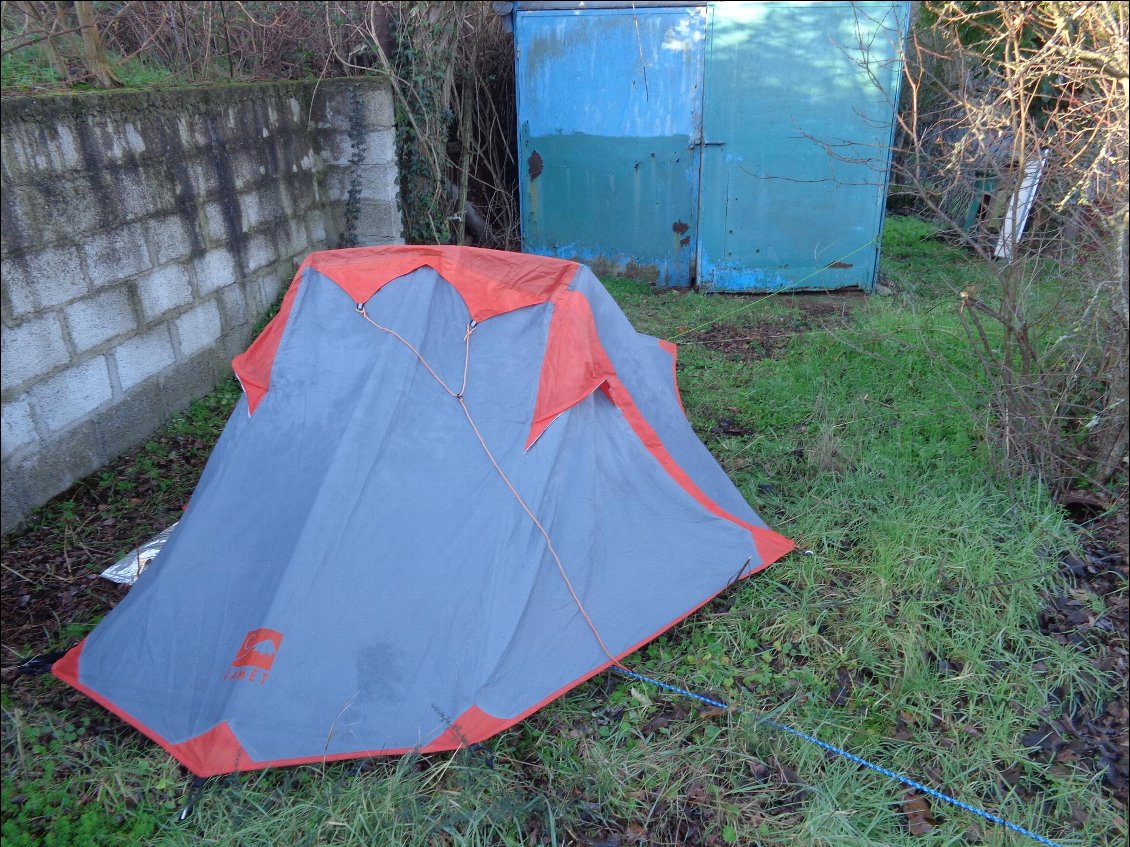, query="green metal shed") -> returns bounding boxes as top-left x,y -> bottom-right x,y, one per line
513,1 -> 910,291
